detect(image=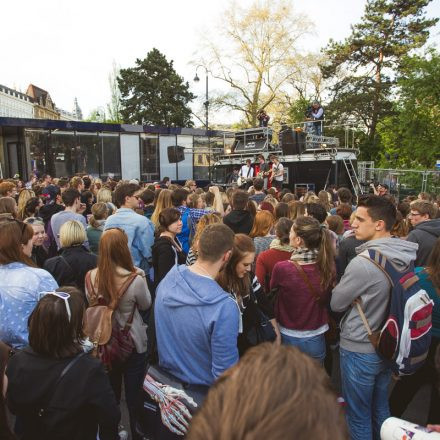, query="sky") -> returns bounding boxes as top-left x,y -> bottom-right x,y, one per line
1,0 -> 439,124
